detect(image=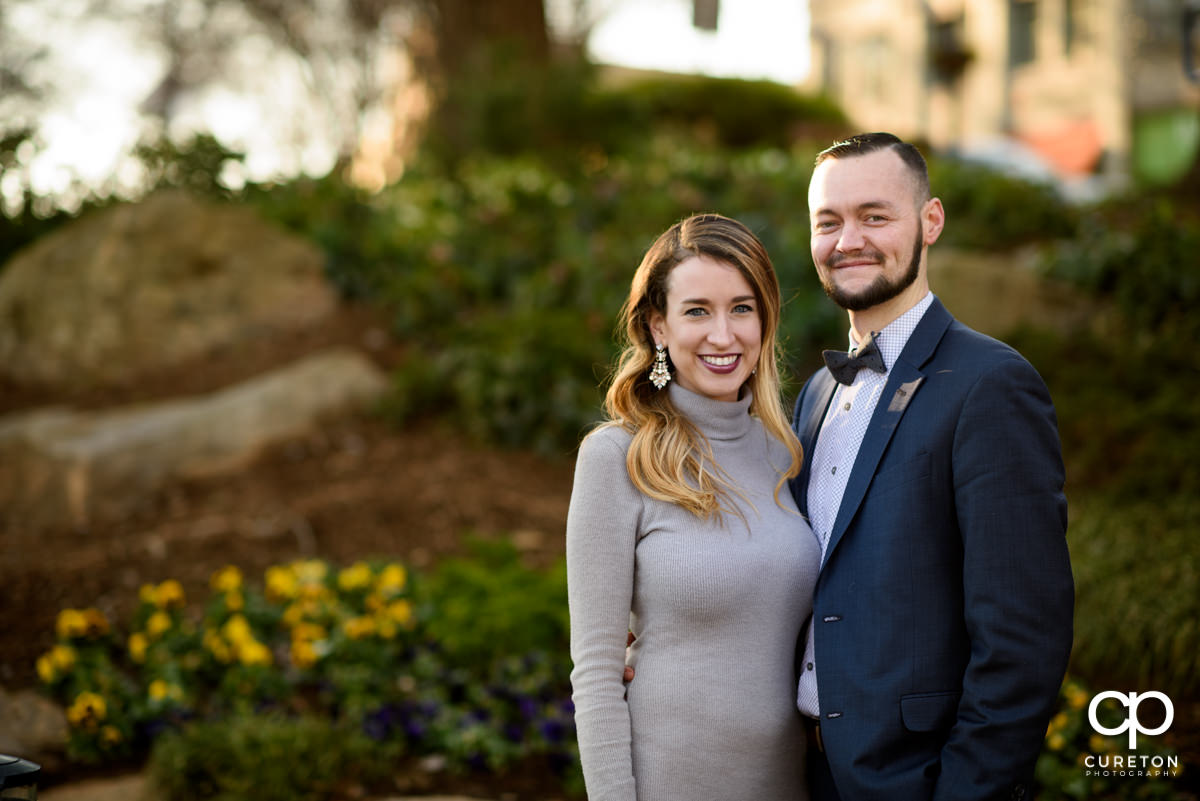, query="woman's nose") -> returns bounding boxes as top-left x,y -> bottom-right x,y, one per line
707,315 -> 735,347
